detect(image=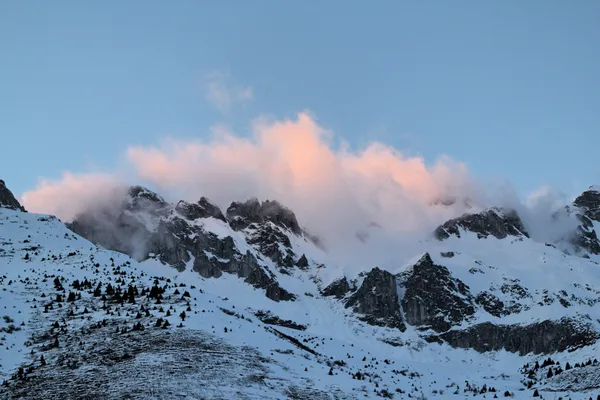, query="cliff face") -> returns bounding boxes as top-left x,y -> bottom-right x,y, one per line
0,179 -> 26,212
